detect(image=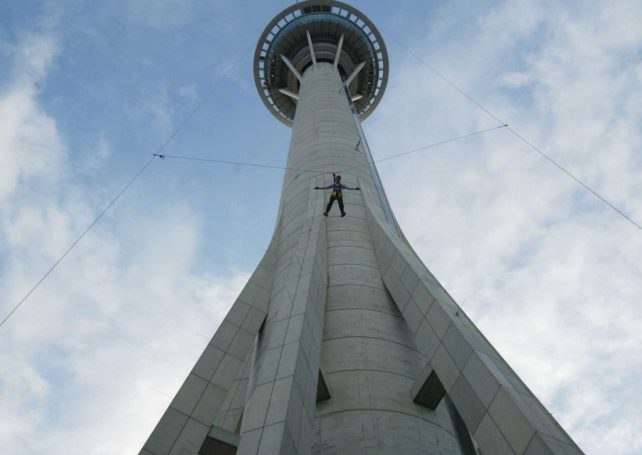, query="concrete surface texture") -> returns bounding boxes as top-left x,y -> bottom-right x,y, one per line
140,2 -> 584,454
